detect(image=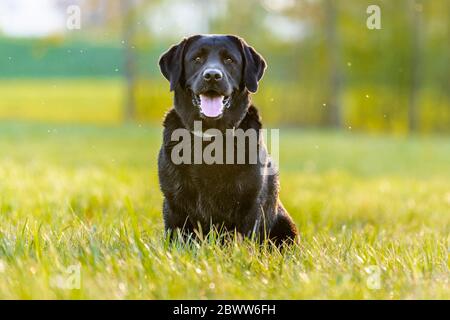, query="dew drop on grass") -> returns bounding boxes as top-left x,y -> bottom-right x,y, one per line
299,272 -> 310,283
355,255 -> 364,264
445,193 -> 450,205
118,282 -> 127,293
